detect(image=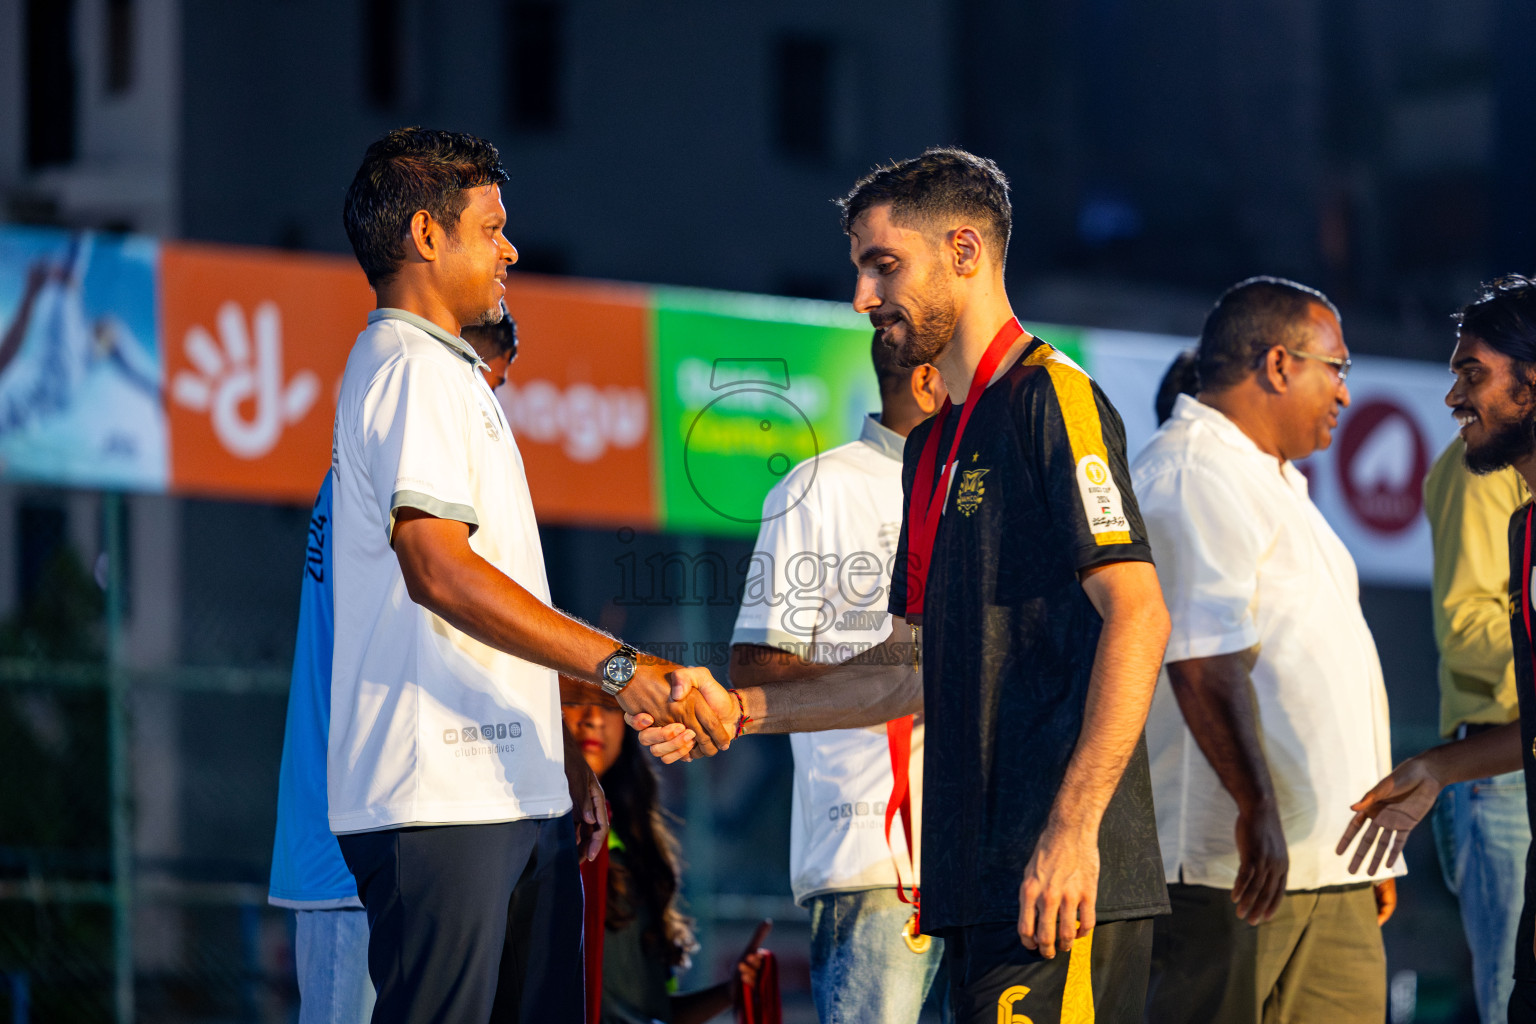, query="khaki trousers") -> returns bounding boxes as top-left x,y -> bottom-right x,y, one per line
1146,882 -> 1385,1024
